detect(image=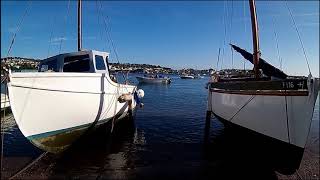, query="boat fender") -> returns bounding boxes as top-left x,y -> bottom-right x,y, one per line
118,93 -> 133,103
134,89 -> 144,107
136,89 -> 145,99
